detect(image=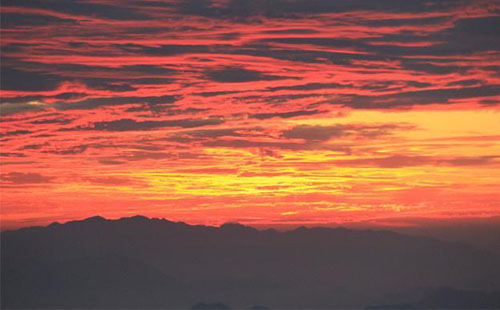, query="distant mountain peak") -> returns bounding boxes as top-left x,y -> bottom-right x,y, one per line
121,215 -> 151,222
65,215 -> 174,227
80,215 -> 107,223
47,221 -> 61,228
